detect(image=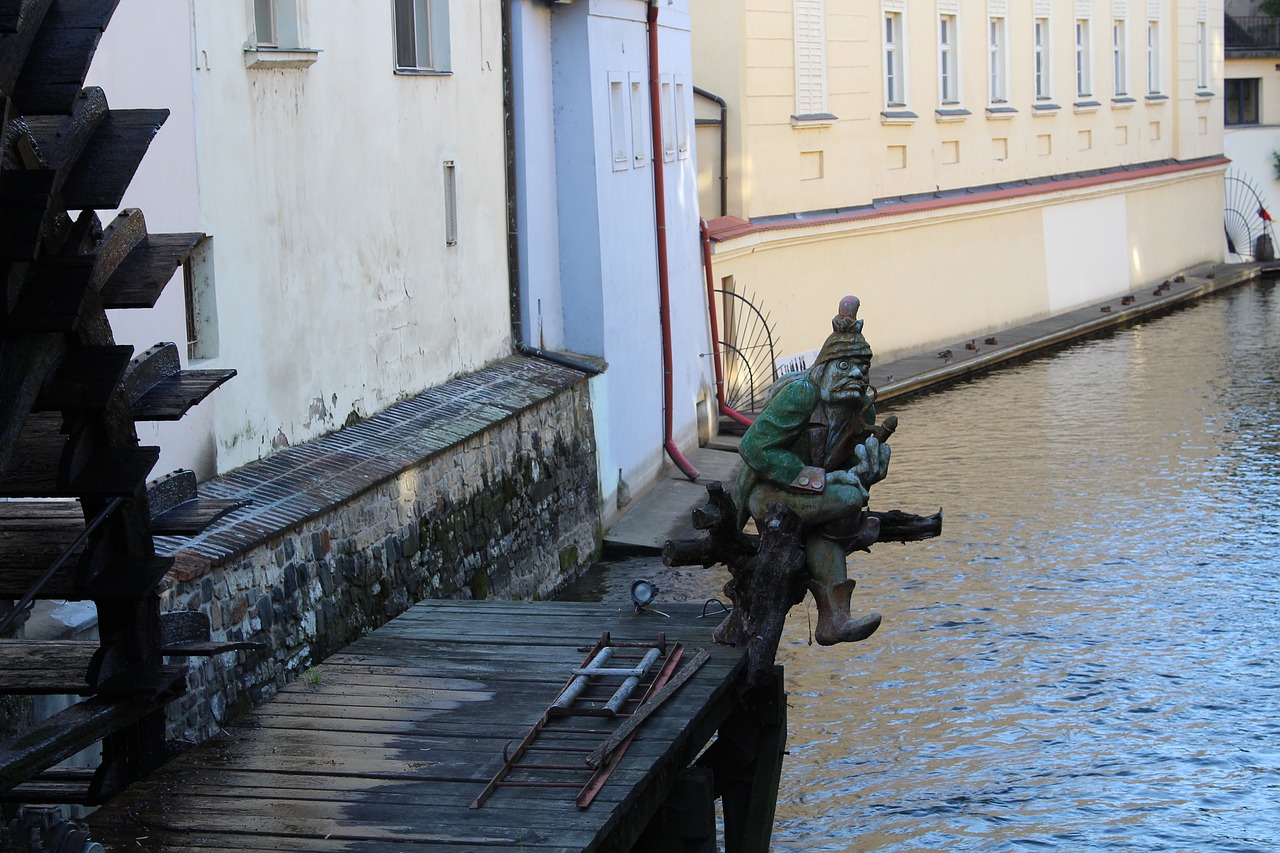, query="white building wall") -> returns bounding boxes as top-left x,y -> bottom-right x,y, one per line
514,0 -> 713,522
88,1 -> 511,475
